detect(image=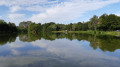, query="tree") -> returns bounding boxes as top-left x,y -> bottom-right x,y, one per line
28,23 -> 42,34
0,20 -> 17,32
19,21 -> 32,32
72,24 -> 77,31
98,14 -> 120,31
90,15 -> 99,31
56,24 -> 66,31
